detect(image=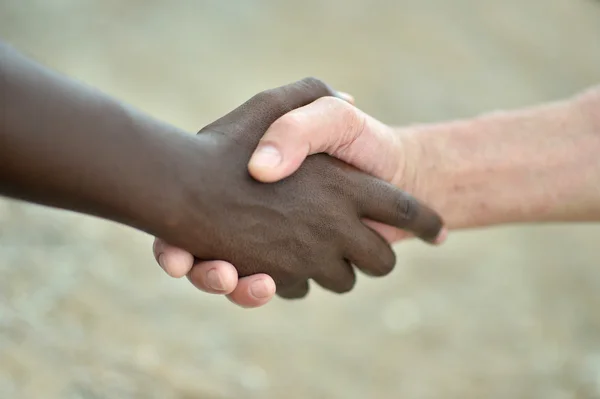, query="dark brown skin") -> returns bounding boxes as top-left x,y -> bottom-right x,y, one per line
0,42 -> 444,299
